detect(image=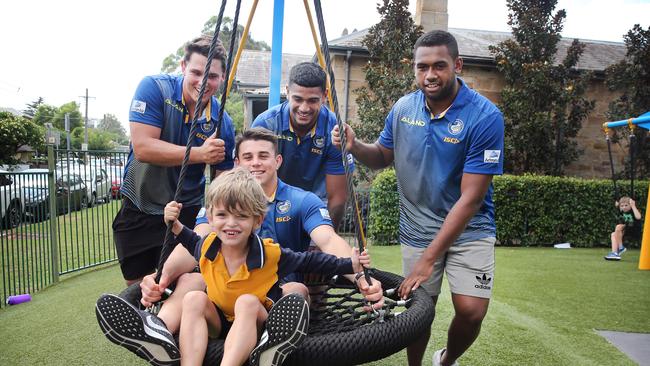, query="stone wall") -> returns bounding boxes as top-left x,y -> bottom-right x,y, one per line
332,54 -> 625,179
